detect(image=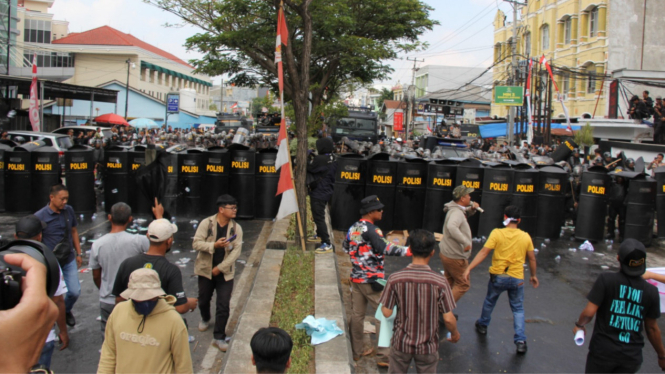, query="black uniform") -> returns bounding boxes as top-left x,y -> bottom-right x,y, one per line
607,177 -> 627,240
